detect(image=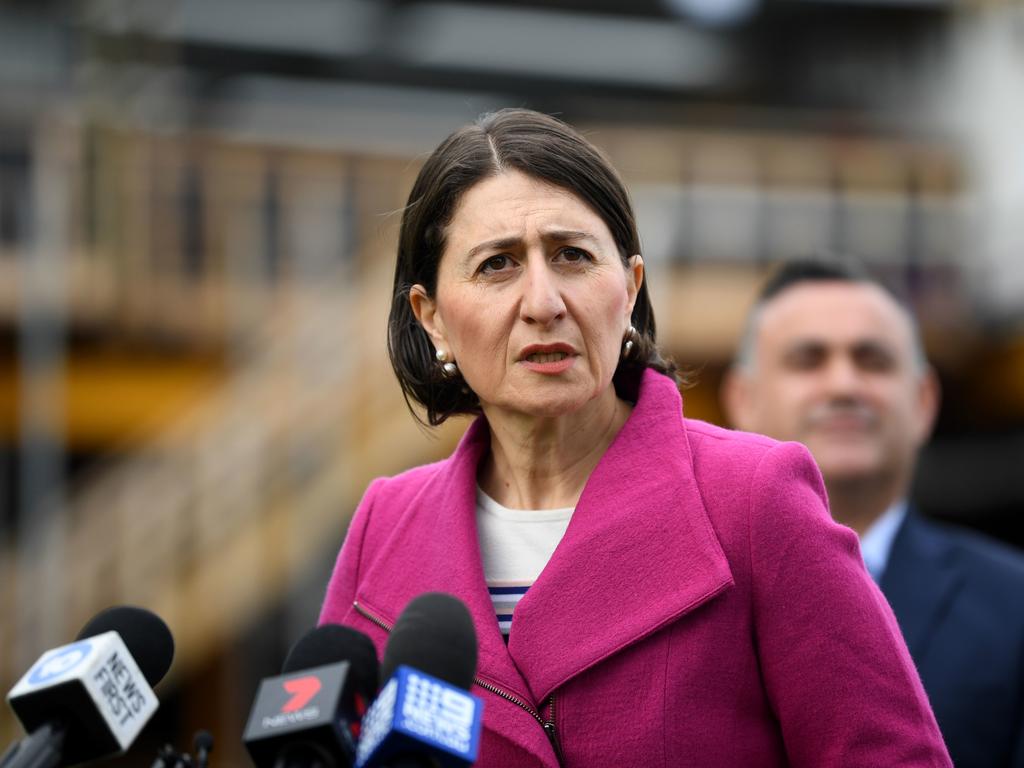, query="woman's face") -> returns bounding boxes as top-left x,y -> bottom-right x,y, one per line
411,170 -> 643,420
